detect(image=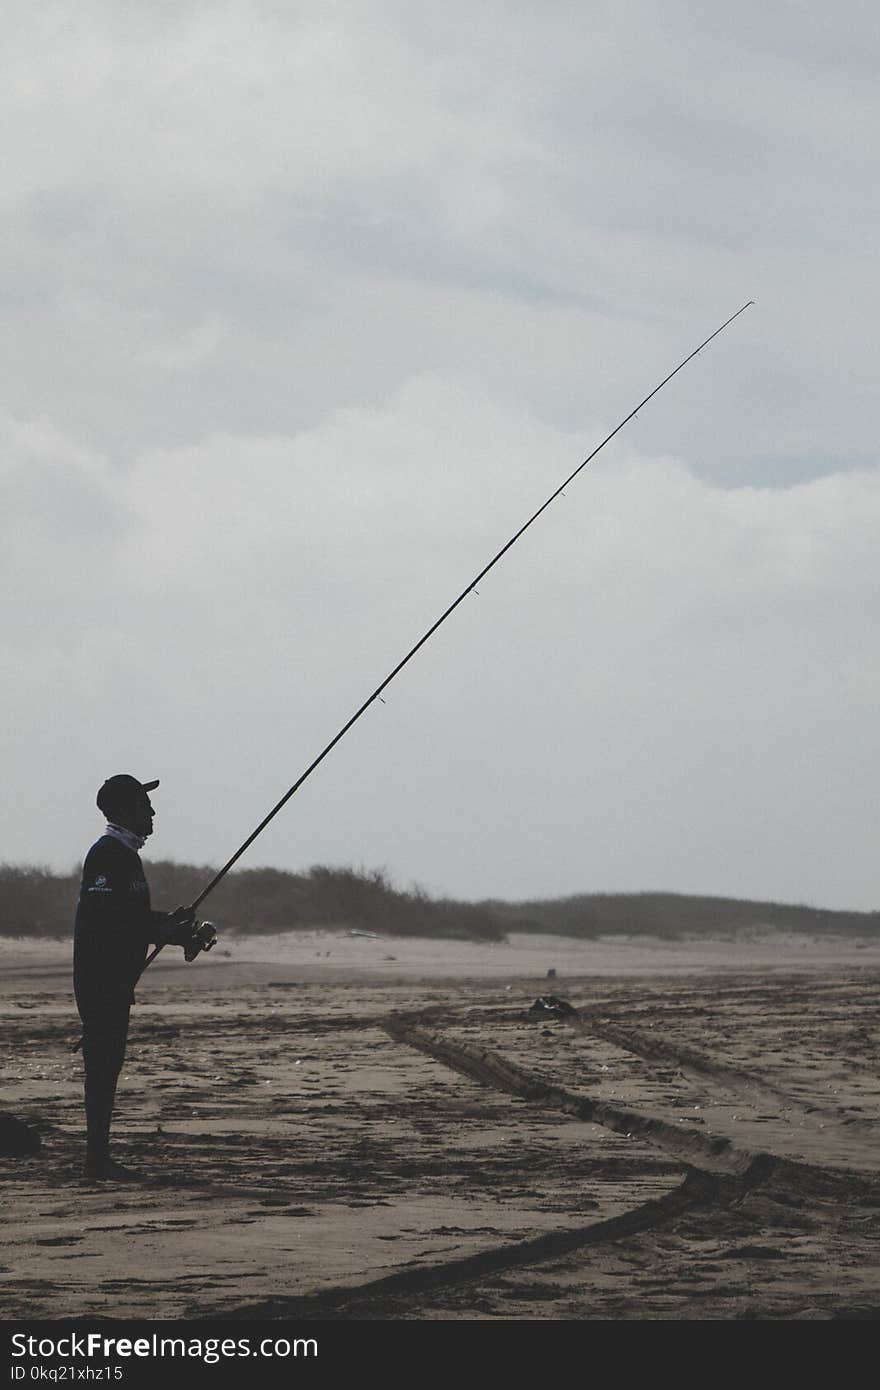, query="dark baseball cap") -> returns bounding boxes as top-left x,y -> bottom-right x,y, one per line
96,774 -> 160,815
